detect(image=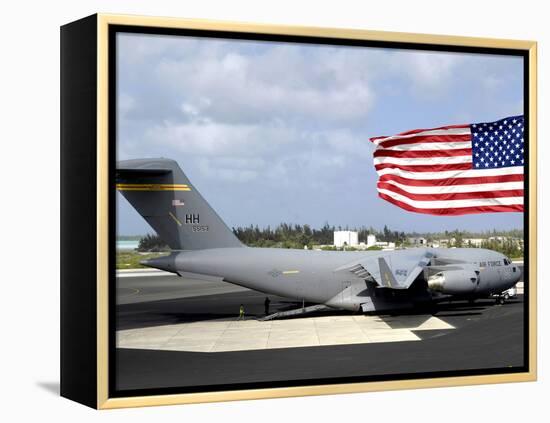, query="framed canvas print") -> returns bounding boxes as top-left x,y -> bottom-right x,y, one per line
60,14 -> 537,409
